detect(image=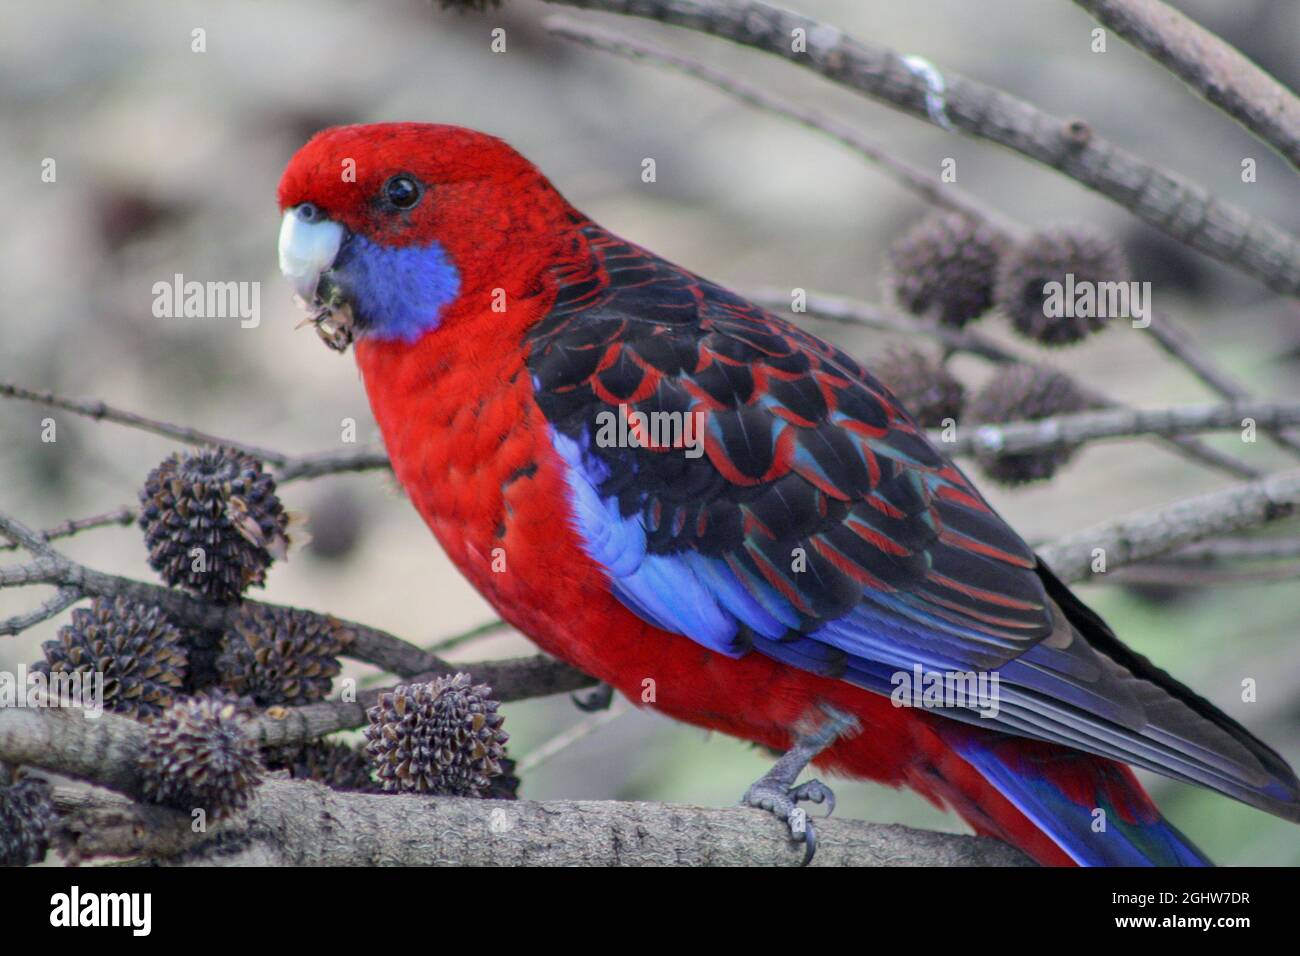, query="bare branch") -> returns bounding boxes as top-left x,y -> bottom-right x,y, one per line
1038,468 -> 1300,583
1,381 -> 391,483
274,447 -> 391,481
1105,560 -> 1300,588
0,587 -> 82,636
6,708 -> 1029,866
546,15 -> 1022,236
1071,0 -> 1300,170
0,507 -> 135,554
544,0 -> 1300,298
1143,312 -> 1300,457
747,287 -> 1020,363
426,618 -> 509,655
1167,536 -> 1300,562
938,399 -> 1300,456
0,381 -> 288,465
